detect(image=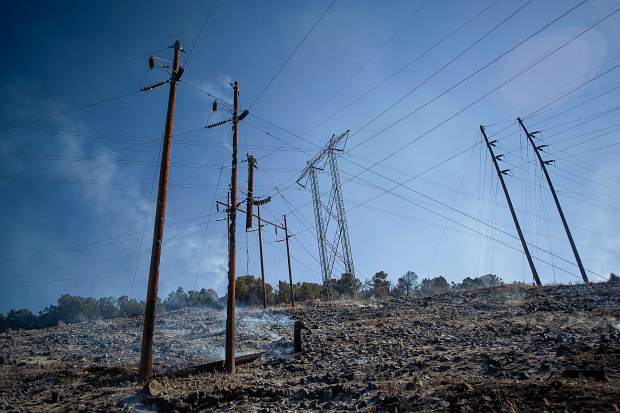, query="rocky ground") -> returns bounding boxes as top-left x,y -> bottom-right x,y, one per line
1,282 -> 619,412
